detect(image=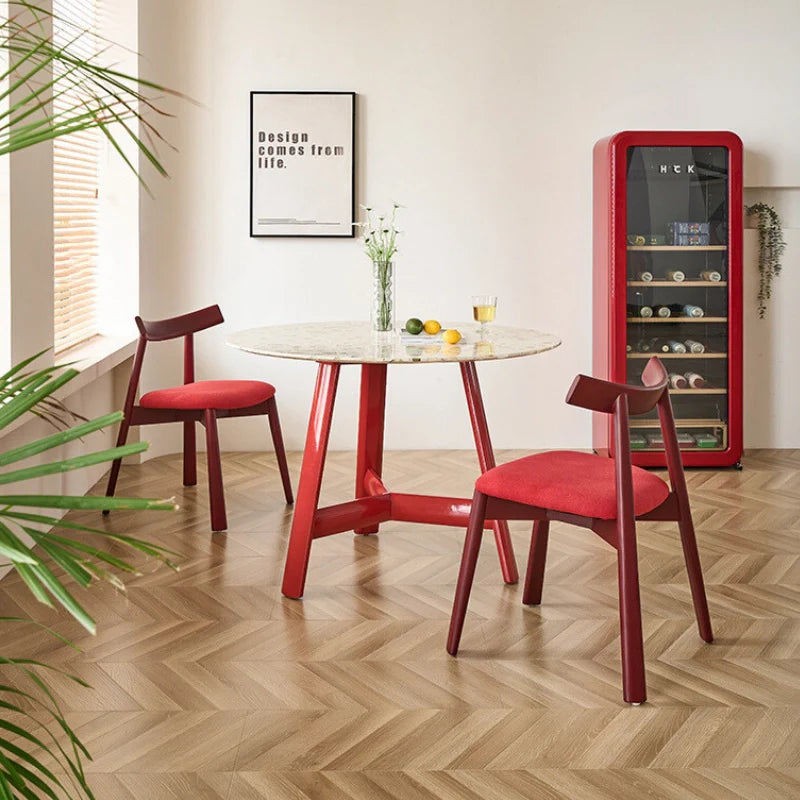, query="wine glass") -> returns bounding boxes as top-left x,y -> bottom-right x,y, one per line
472,295 -> 497,337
